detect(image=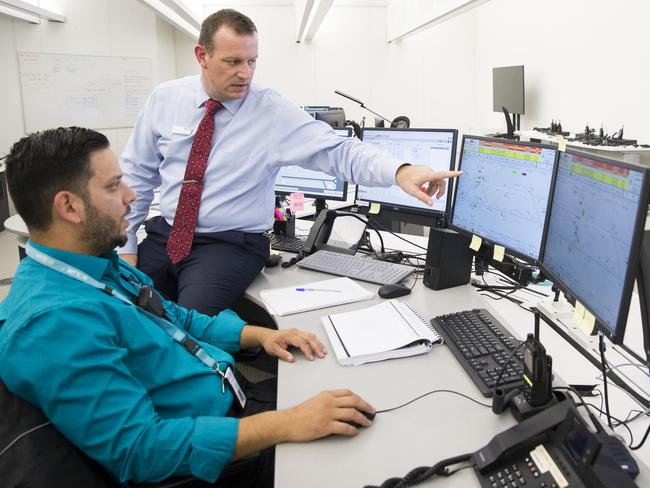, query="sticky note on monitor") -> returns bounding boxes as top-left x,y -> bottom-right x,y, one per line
493,245 -> 505,262
369,203 -> 381,215
469,234 -> 482,252
289,192 -> 305,212
580,310 -> 596,335
574,300 -> 586,323
556,135 -> 567,152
